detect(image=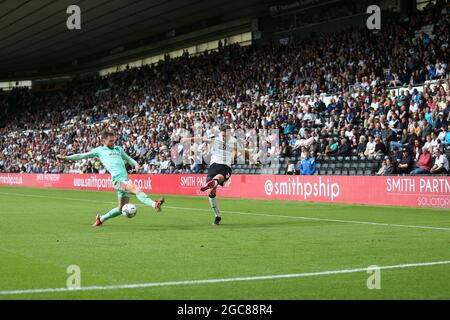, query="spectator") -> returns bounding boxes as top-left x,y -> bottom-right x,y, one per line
280,141 -> 291,157
423,134 -> 434,152
411,139 -> 422,161
335,138 -> 351,157
190,158 -> 203,174
286,160 -> 297,175
390,147 -> 403,164
159,156 -> 171,174
430,148 -> 449,174
357,136 -> 367,158
364,136 -> 376,158
377,159 -> 387,175
374,137 -> 387,156
443,124 -> 450,147
299,150 -> 316,175
325,138 -> 339,157
421,119 -> 433,140
435,112 -> 447,130
383,157 -> 396,175
410,147 -> 433,175
397,149 -> 414,174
